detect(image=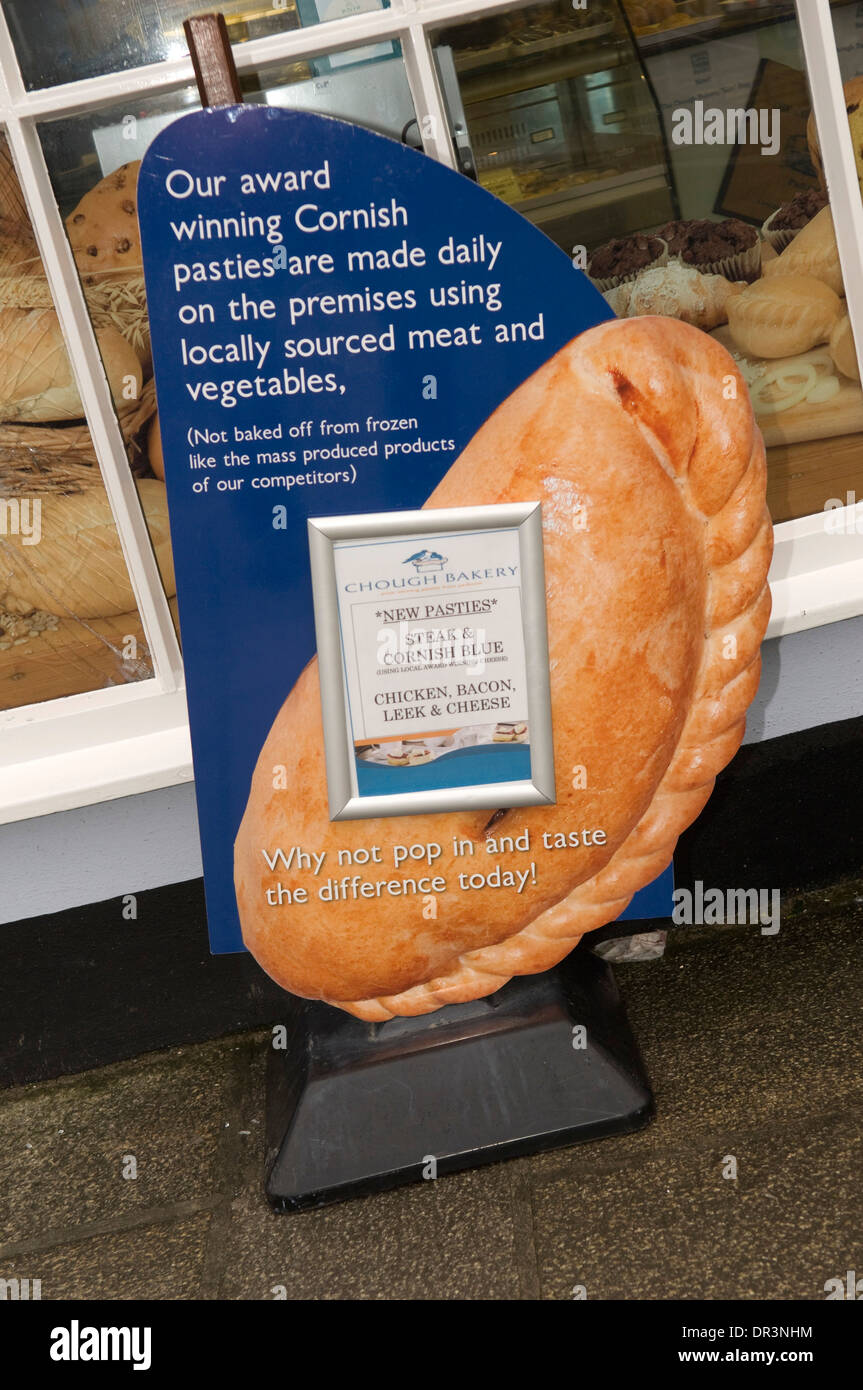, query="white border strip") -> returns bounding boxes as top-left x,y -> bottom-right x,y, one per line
0,706 -> 193,823
768,506 -> 863,637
